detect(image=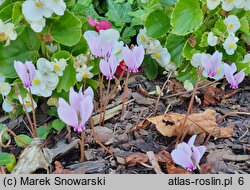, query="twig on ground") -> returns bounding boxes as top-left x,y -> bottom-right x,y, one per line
217,111 -> 250,123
